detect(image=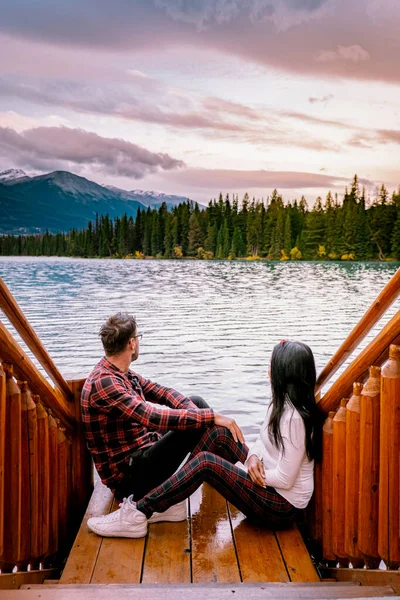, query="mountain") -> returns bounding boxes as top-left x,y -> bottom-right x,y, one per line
0,170 -> 196,234
0,169 -> 30,184
104,185 -> 192,209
